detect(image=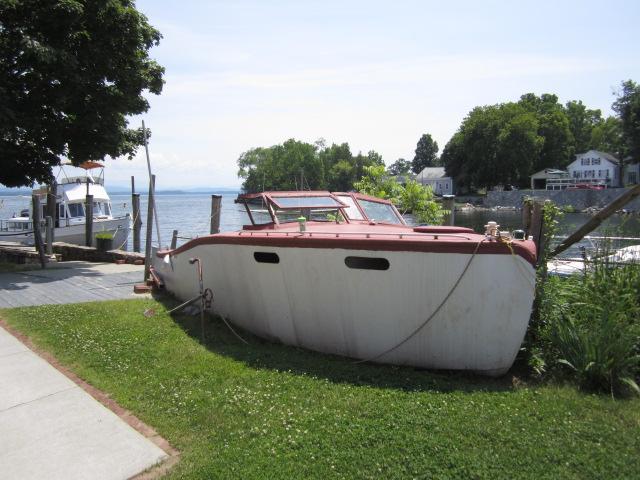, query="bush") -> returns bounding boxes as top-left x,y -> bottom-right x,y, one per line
95,232 -> 114,240
534,246 -> 640,396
